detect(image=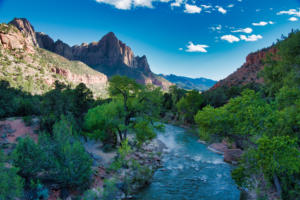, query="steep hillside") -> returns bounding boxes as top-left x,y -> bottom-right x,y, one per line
159,74 -> 216,91
8,18 -> 172,90
0,22 -> 108,97
212,47 -> 277,89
